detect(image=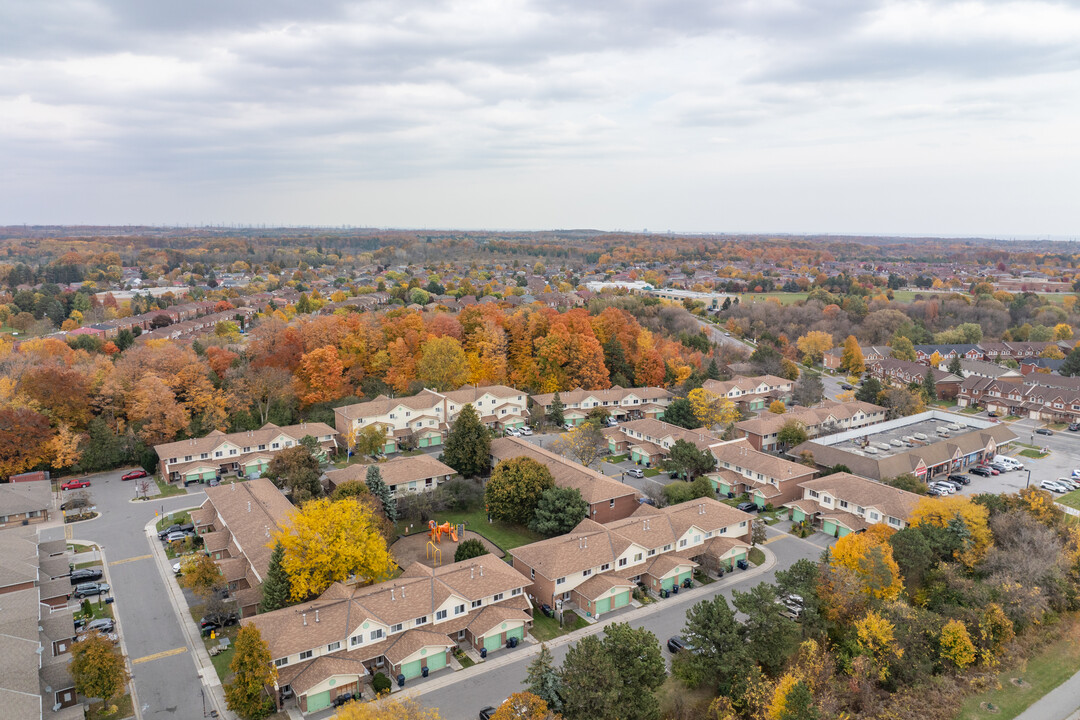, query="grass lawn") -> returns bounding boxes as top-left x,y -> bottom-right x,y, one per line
644,468 -> 662,477
1004,415 -> 1022,422
453,648 -> 476,669
960,407 -> 983,414
76,600 -> 115,622
957,620 -> 1080,720
693,569 -> 716,585
70,542 -> 96,554
530,610 -> 589,642
1050,422 -> 1069,430
74,559 -> 103,570
890,290 -> 925,303
157,510 -> 192,532
657,674 -> 715,719
190,603 -> 240,682
739,292 -> 808,305
397,509 -> 544,553
1019,449 -> 1050,459
604,454 -> 628,464
1057,489 -> 1080,511
87,693 -> 133,720
154,476 -> 187,498
748,547 -> 766,566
